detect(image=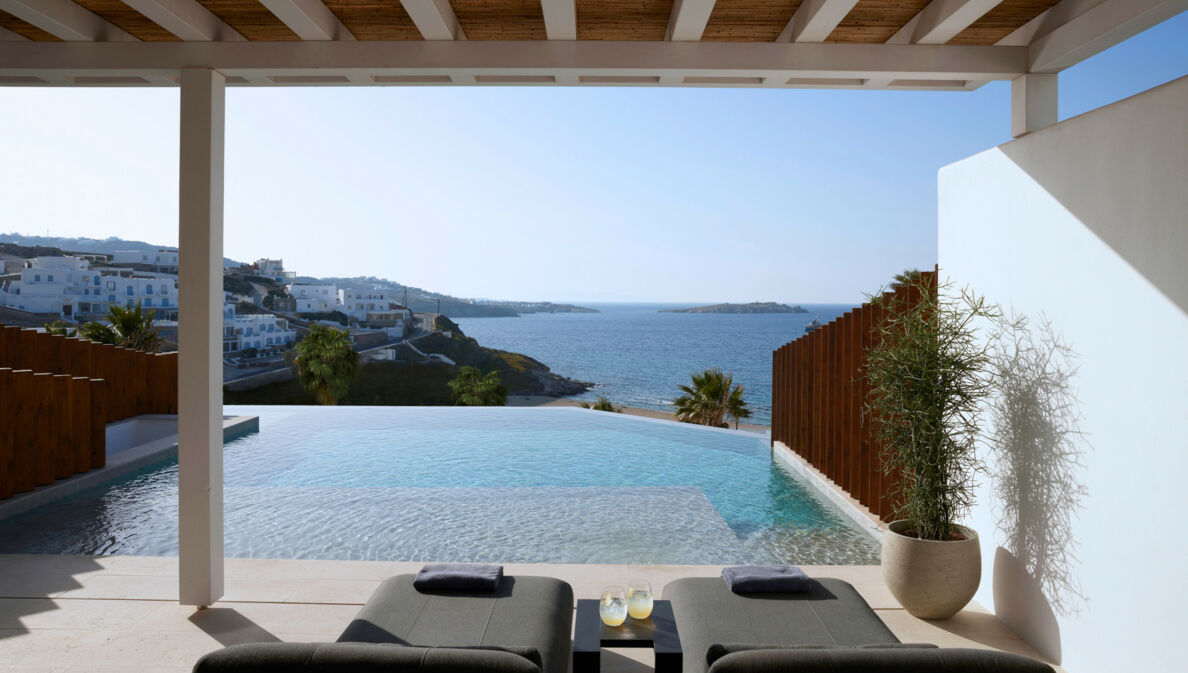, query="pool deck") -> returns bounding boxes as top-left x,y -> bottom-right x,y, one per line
0,555 -> 1062,673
